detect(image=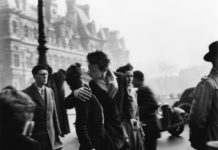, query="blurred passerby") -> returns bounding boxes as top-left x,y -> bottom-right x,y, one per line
0,86 -> 40,150
48,69 -> 70,136
47,68 -> 70,149
189,41 -> 218,150
133,70 -> 160,150
23,65 -> 61,150
46,65 -> 70,137
65,63 -> 114,150
116,63 -> 145,150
